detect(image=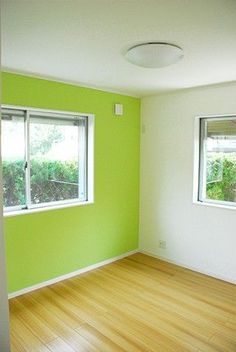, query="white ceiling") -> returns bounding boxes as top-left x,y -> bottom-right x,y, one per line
2,0 -> 236,97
